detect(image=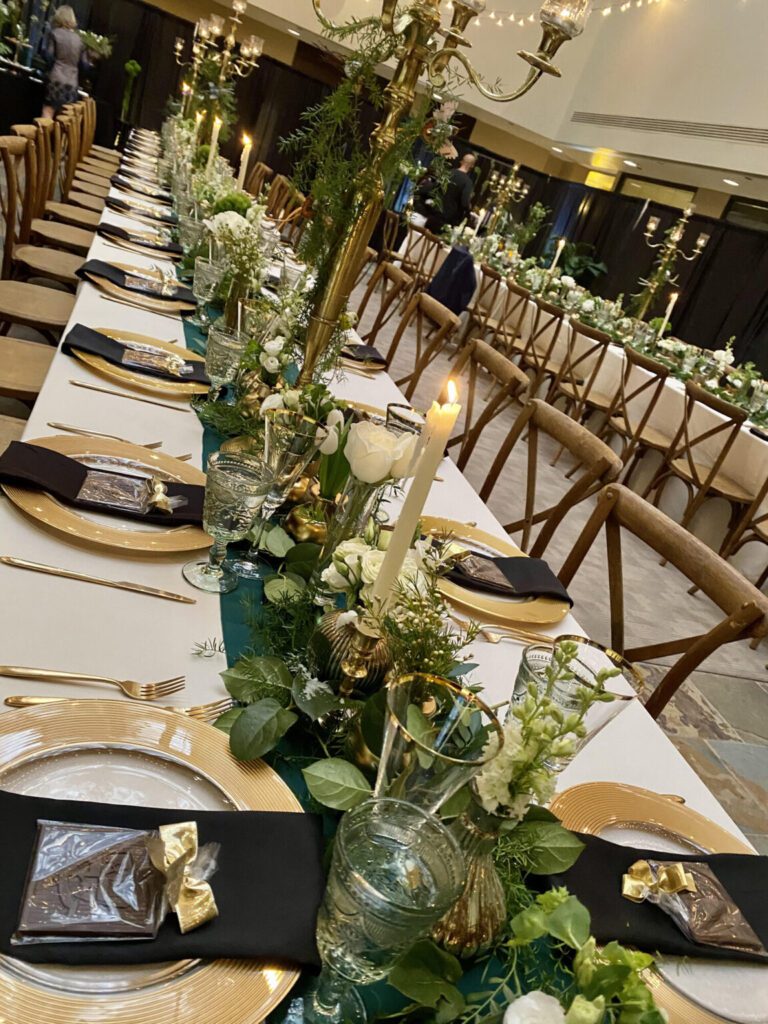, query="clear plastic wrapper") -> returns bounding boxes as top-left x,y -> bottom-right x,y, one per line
12,820 -> 219,945
76,471 -> 189,514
